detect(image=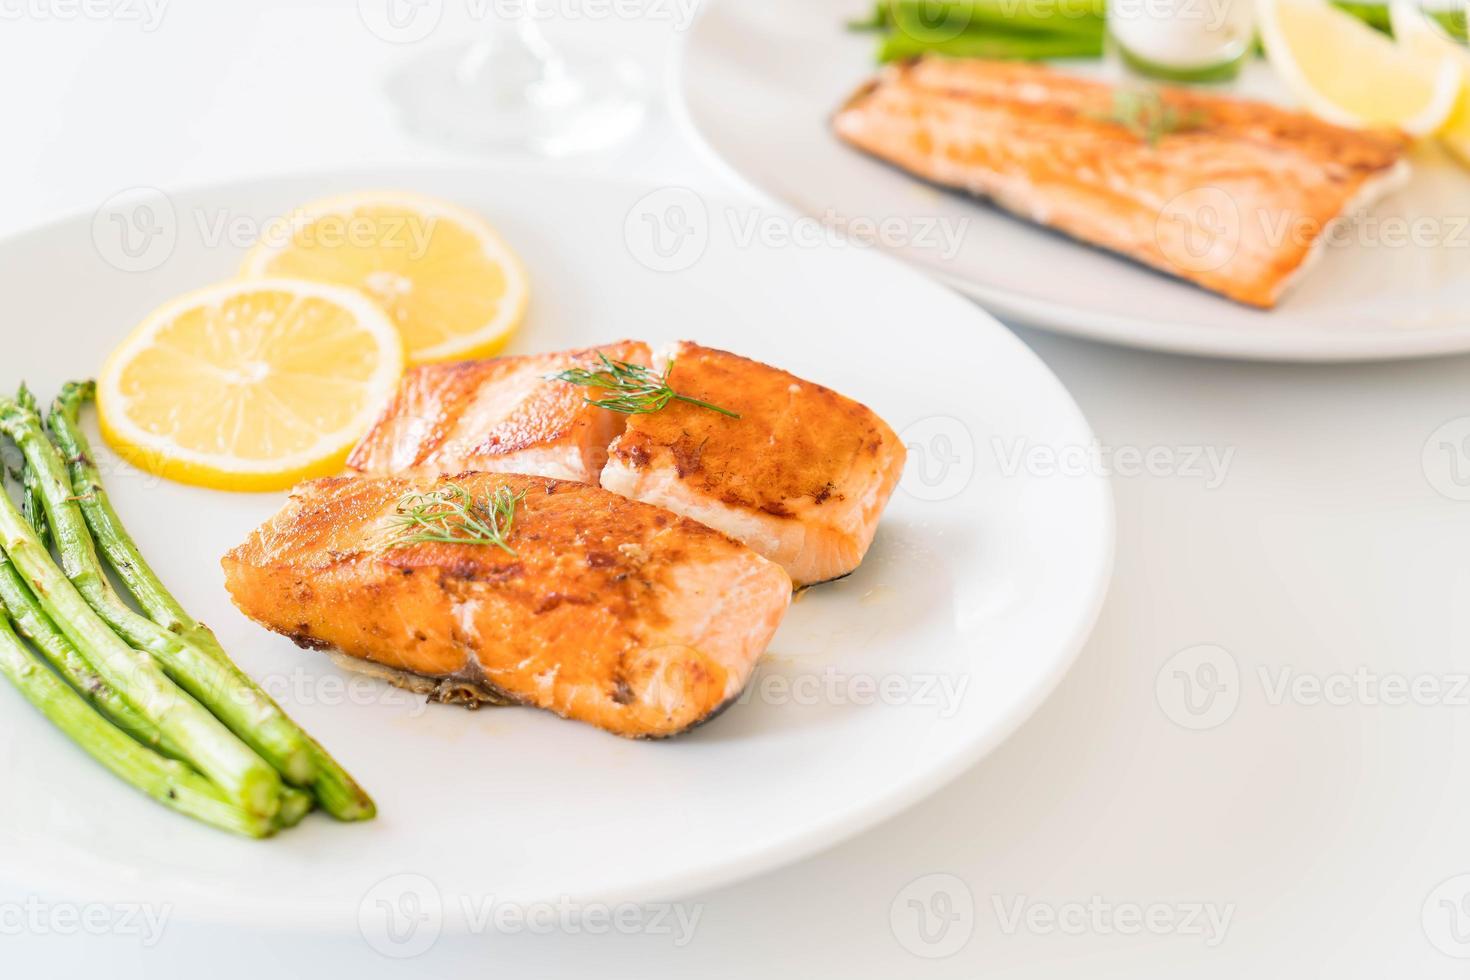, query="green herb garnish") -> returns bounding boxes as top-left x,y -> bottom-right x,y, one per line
1095,88 -> 1204,147
387,483 -> 526,555
549,353 -> 741,419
